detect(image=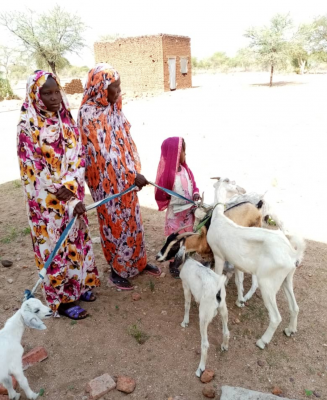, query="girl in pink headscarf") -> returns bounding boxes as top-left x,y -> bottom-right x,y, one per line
155,137 -> 200,277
